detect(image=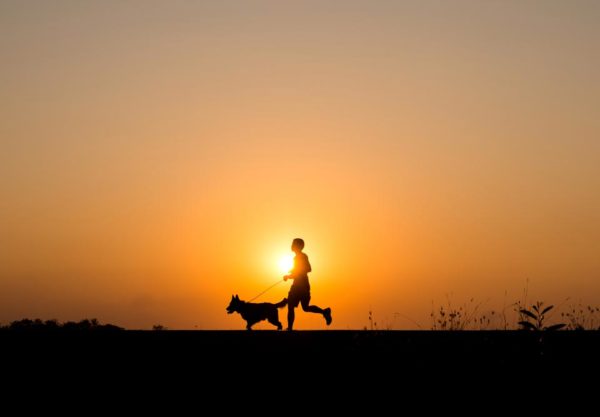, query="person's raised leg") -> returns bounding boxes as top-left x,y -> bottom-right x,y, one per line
300,299 -> 332,325
323,307 -> 332,325
301,298 -> 324,315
